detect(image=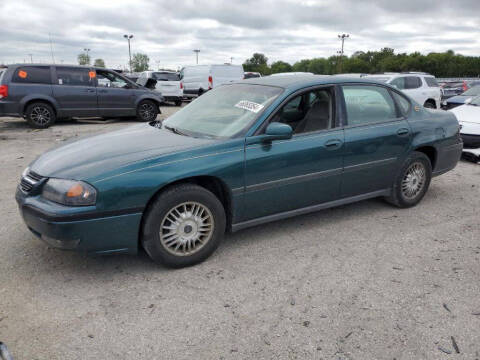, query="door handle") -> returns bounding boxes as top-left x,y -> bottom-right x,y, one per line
85,88 -> 95,93
325,139 -> 342,150
396,128 -> 409,136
